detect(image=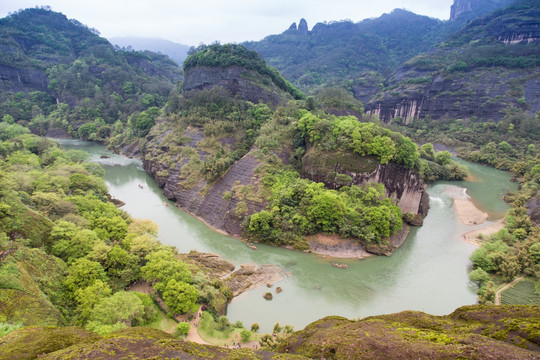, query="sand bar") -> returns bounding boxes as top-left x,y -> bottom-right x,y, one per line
446,186 -> 488,225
